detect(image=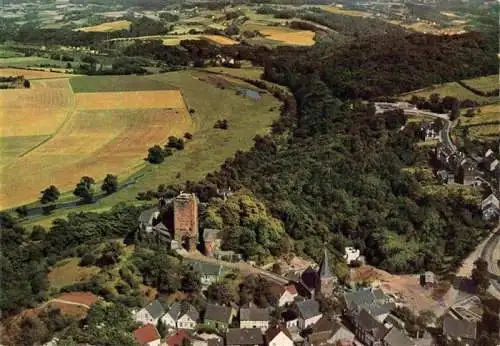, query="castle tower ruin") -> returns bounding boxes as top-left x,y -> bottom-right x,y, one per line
173,193 -> 199,251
